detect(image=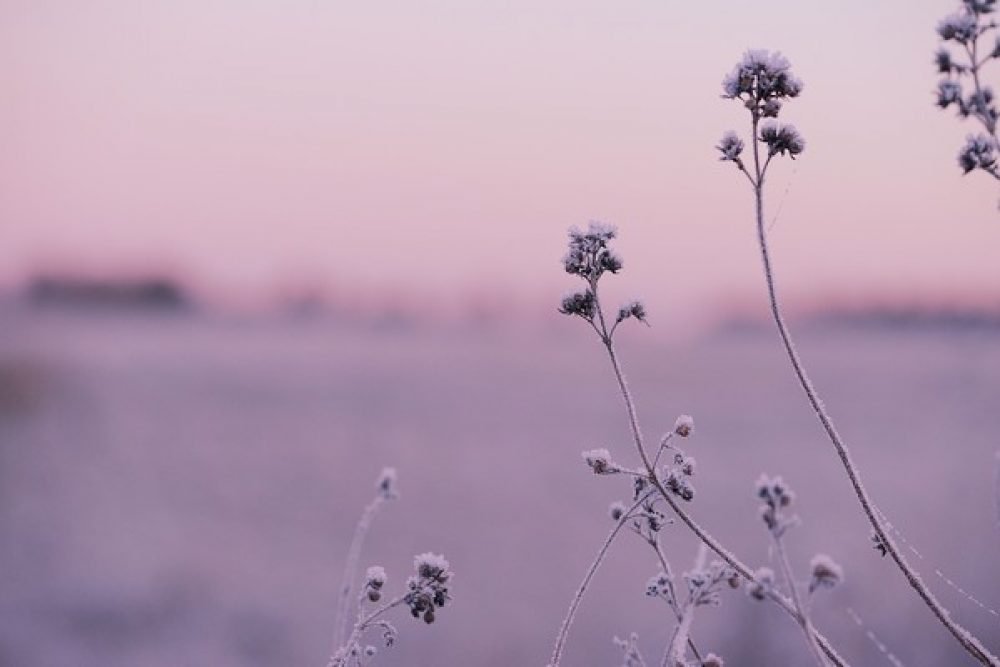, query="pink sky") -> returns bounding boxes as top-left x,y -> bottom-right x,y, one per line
2,0 -> 999,322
